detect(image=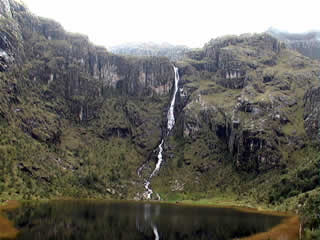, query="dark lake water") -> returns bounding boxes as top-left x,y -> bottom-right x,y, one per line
7,200 -> 284,240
